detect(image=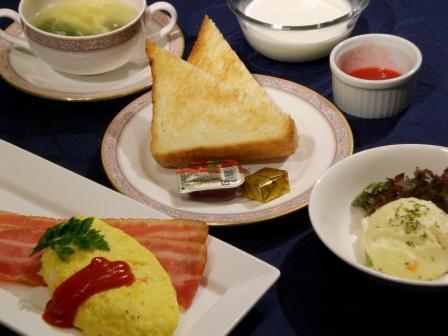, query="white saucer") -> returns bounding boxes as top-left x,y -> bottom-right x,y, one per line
0,12 -> 184,101
102,75 -> 354,225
